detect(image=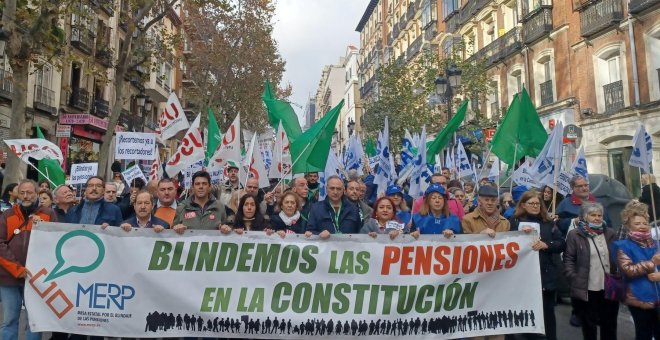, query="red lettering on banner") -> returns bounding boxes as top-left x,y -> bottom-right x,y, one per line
181,132 -> 203,156
167,153 -> 181,166
380,242 -> 521,276
164,103 -> 180,121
